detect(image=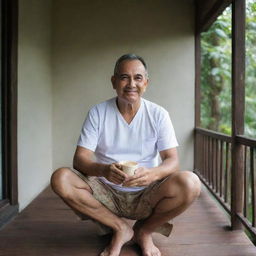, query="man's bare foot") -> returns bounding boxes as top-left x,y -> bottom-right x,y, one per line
133,223 -> 161,256
100,222 -> 134,256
